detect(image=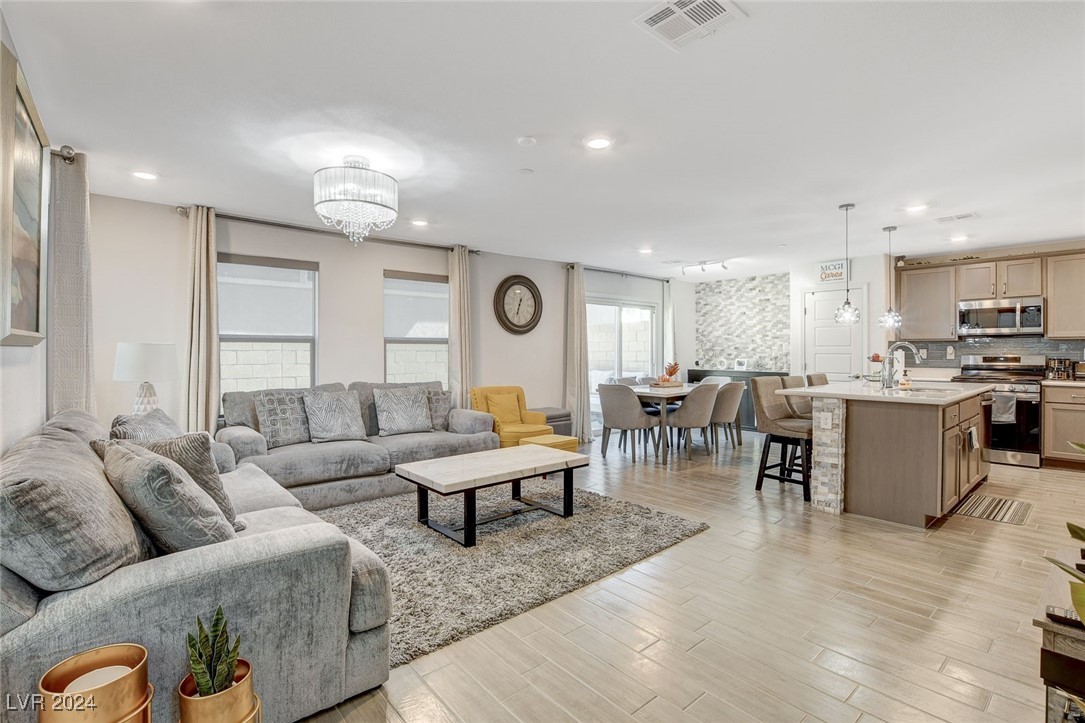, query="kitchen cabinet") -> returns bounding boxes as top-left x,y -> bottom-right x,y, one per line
1046,253 -> 1085,339
940,401 -> 985,512
957,258 -> 1043,300
942,425 -> 962,510
1043,386 -> 1085,462
900,267 -> 957,340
